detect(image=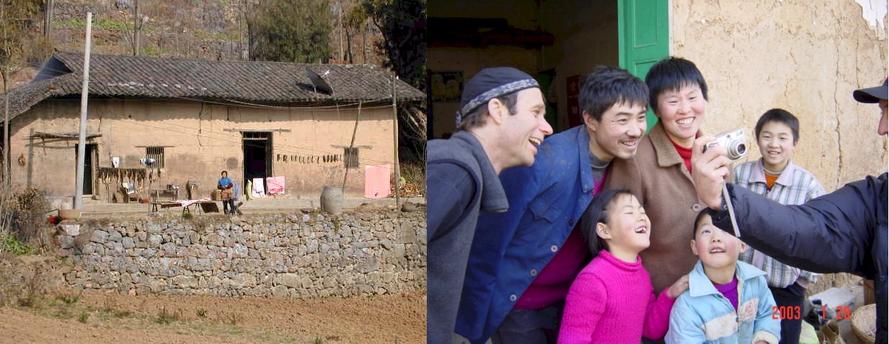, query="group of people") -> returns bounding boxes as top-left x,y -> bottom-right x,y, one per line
427,58 -> 888,344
